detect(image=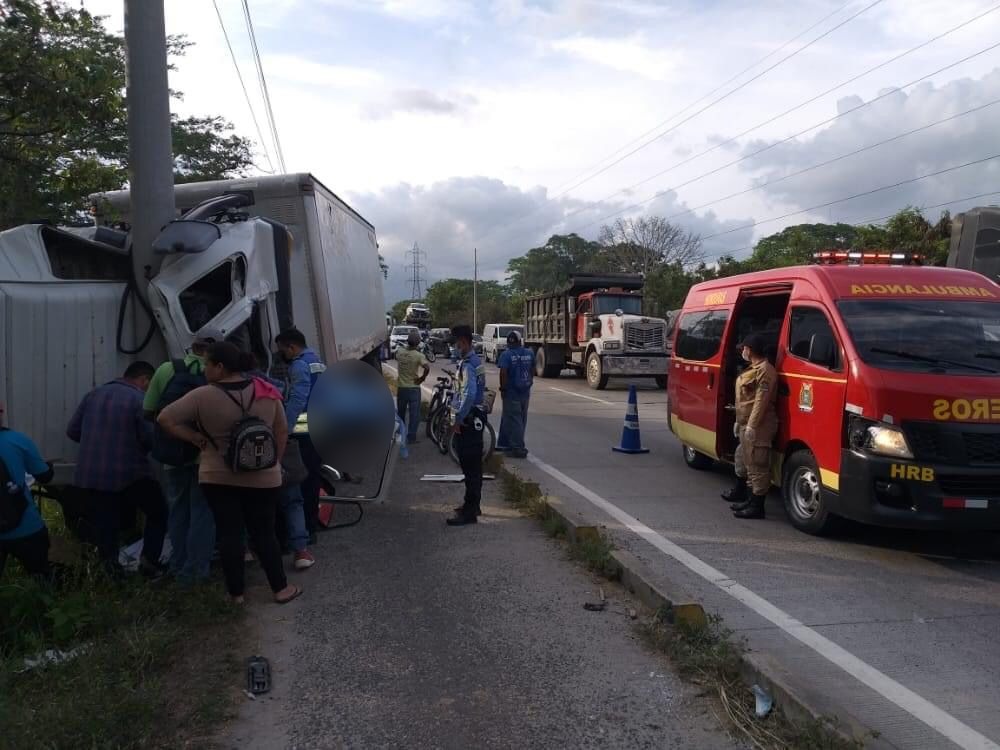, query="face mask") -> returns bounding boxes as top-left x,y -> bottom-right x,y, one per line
741,348 -> 751,362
